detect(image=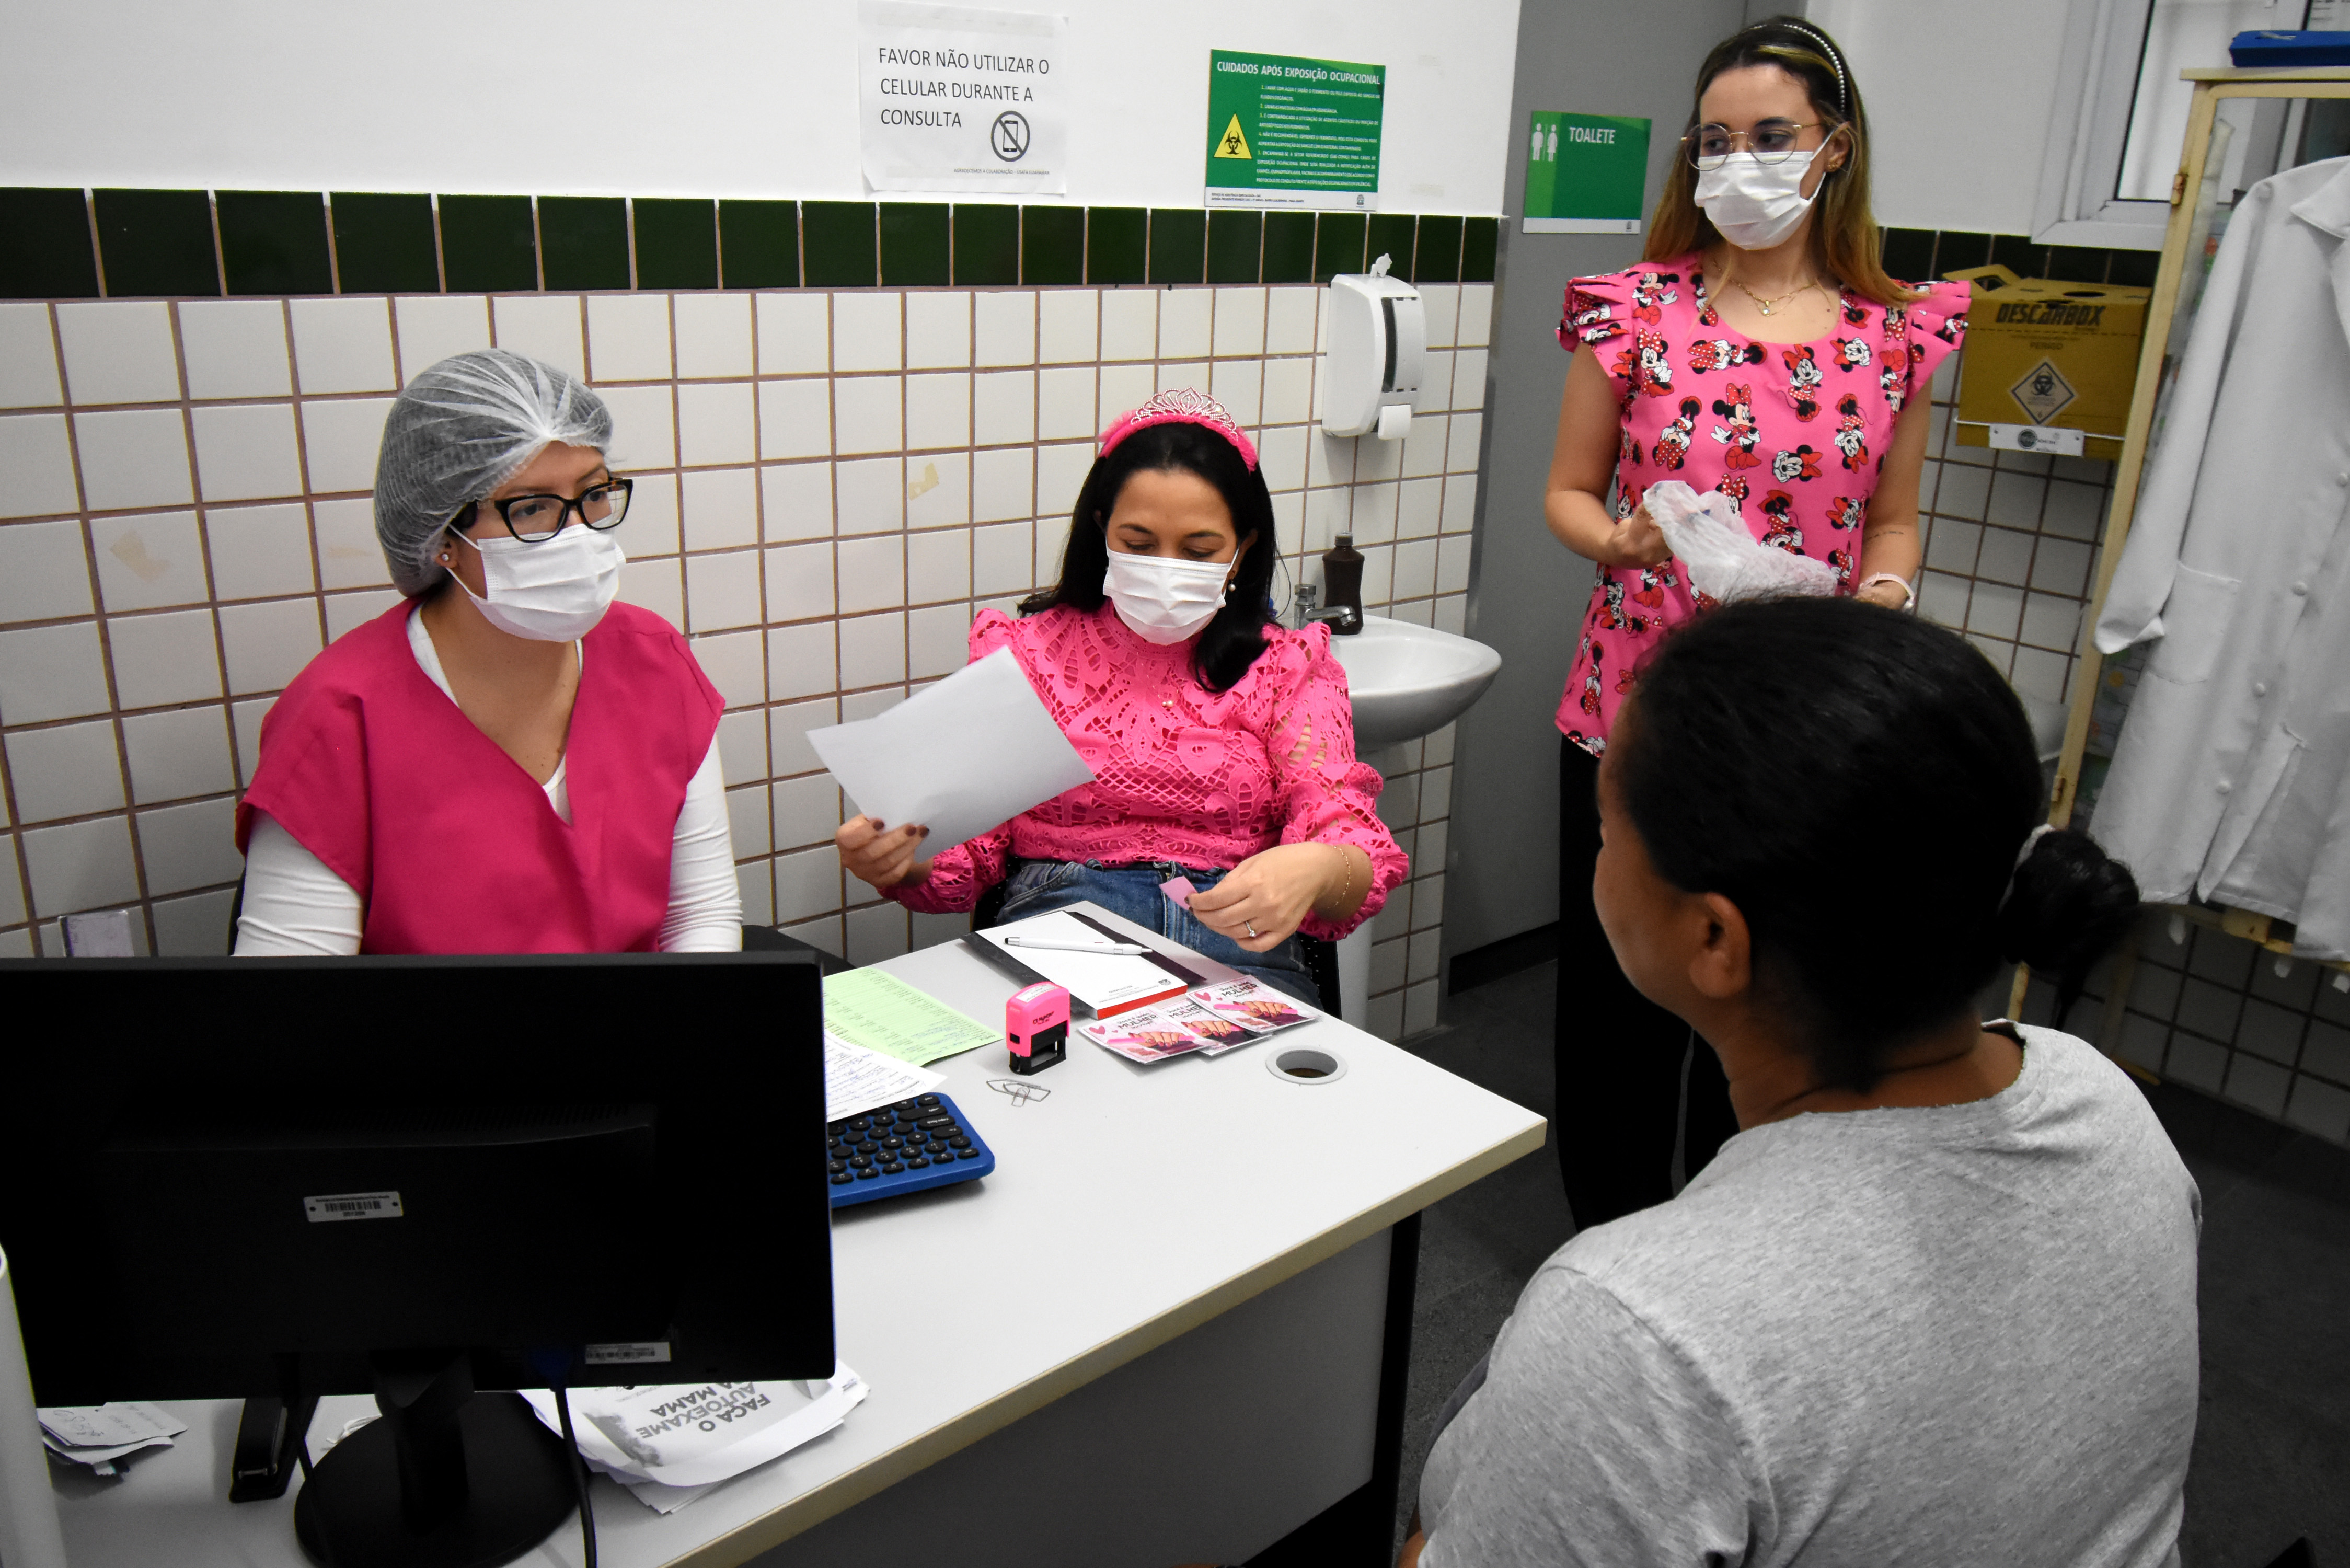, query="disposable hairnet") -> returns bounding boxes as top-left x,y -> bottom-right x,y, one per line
373,349 -> 614,596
